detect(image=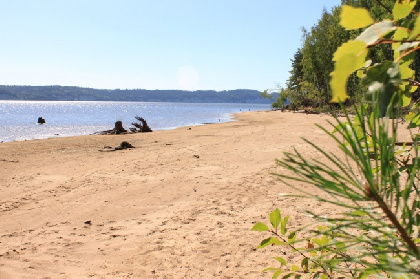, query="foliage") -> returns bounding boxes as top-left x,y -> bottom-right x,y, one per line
254,104 -> 419,278
255,1 -> 420,278
270,5 -> 358,111
300,7 -> 350,106
270,0 -> 420,111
